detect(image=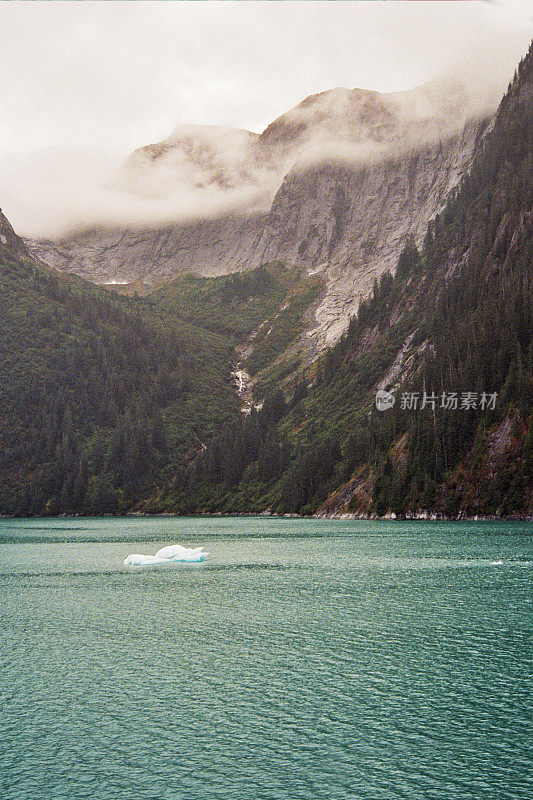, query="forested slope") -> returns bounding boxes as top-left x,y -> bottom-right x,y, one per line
2,43 -> 532,519
153,43 -> 533,518
0,214 -> 239,515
